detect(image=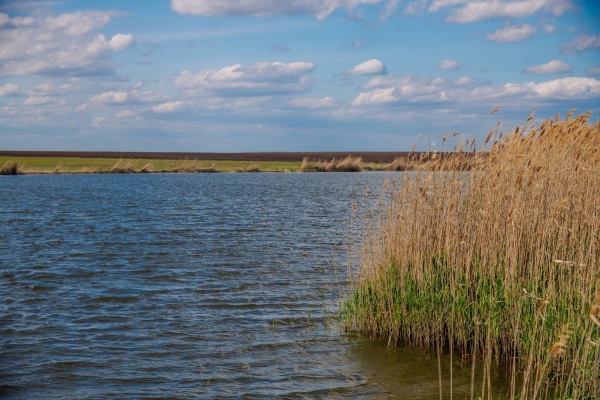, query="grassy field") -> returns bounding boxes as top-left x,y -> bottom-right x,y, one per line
0,157 -> 303,174
343,110 -> 600,399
